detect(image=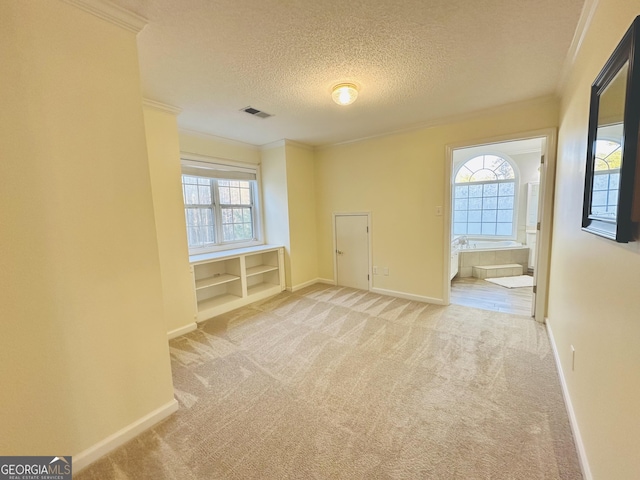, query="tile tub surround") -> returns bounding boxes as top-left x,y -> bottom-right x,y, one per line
472,263 -> 524,279
458,247 -> 529,278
